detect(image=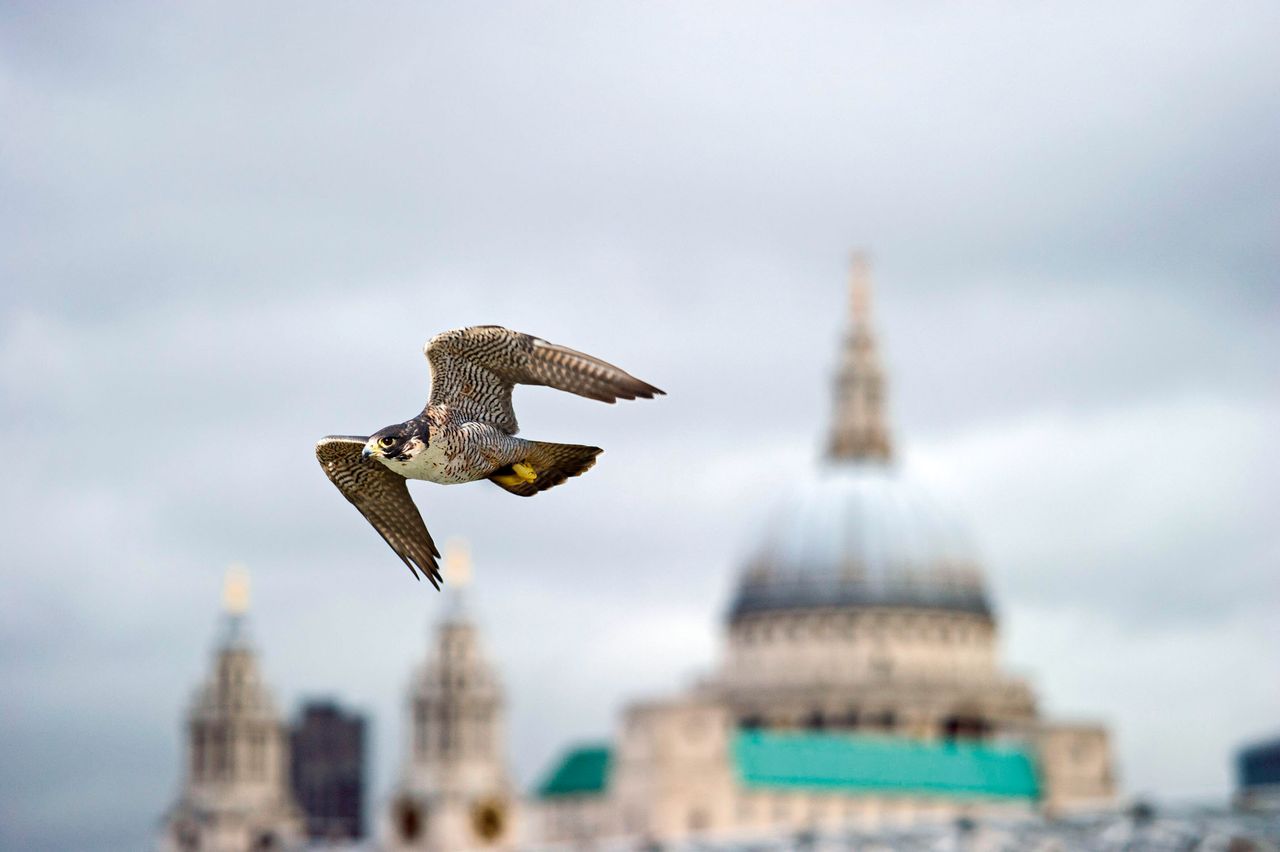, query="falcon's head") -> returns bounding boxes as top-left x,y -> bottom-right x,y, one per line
363,421 -> 428,465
